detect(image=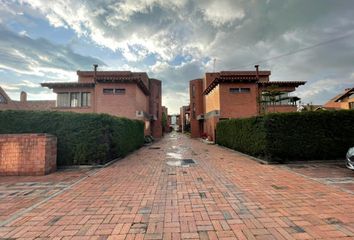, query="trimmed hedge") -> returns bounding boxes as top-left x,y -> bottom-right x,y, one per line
216,110 -> 354,162
0,110 -> 144,166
